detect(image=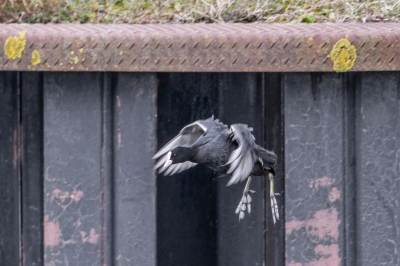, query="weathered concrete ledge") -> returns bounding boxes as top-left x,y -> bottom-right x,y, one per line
0,23 -> 398,72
